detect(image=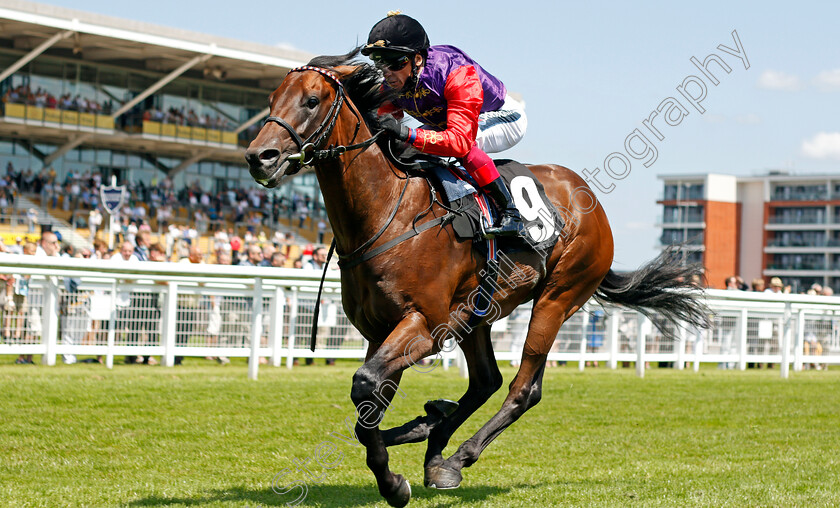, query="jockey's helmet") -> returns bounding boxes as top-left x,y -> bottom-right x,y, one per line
361,13 -> 429,57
